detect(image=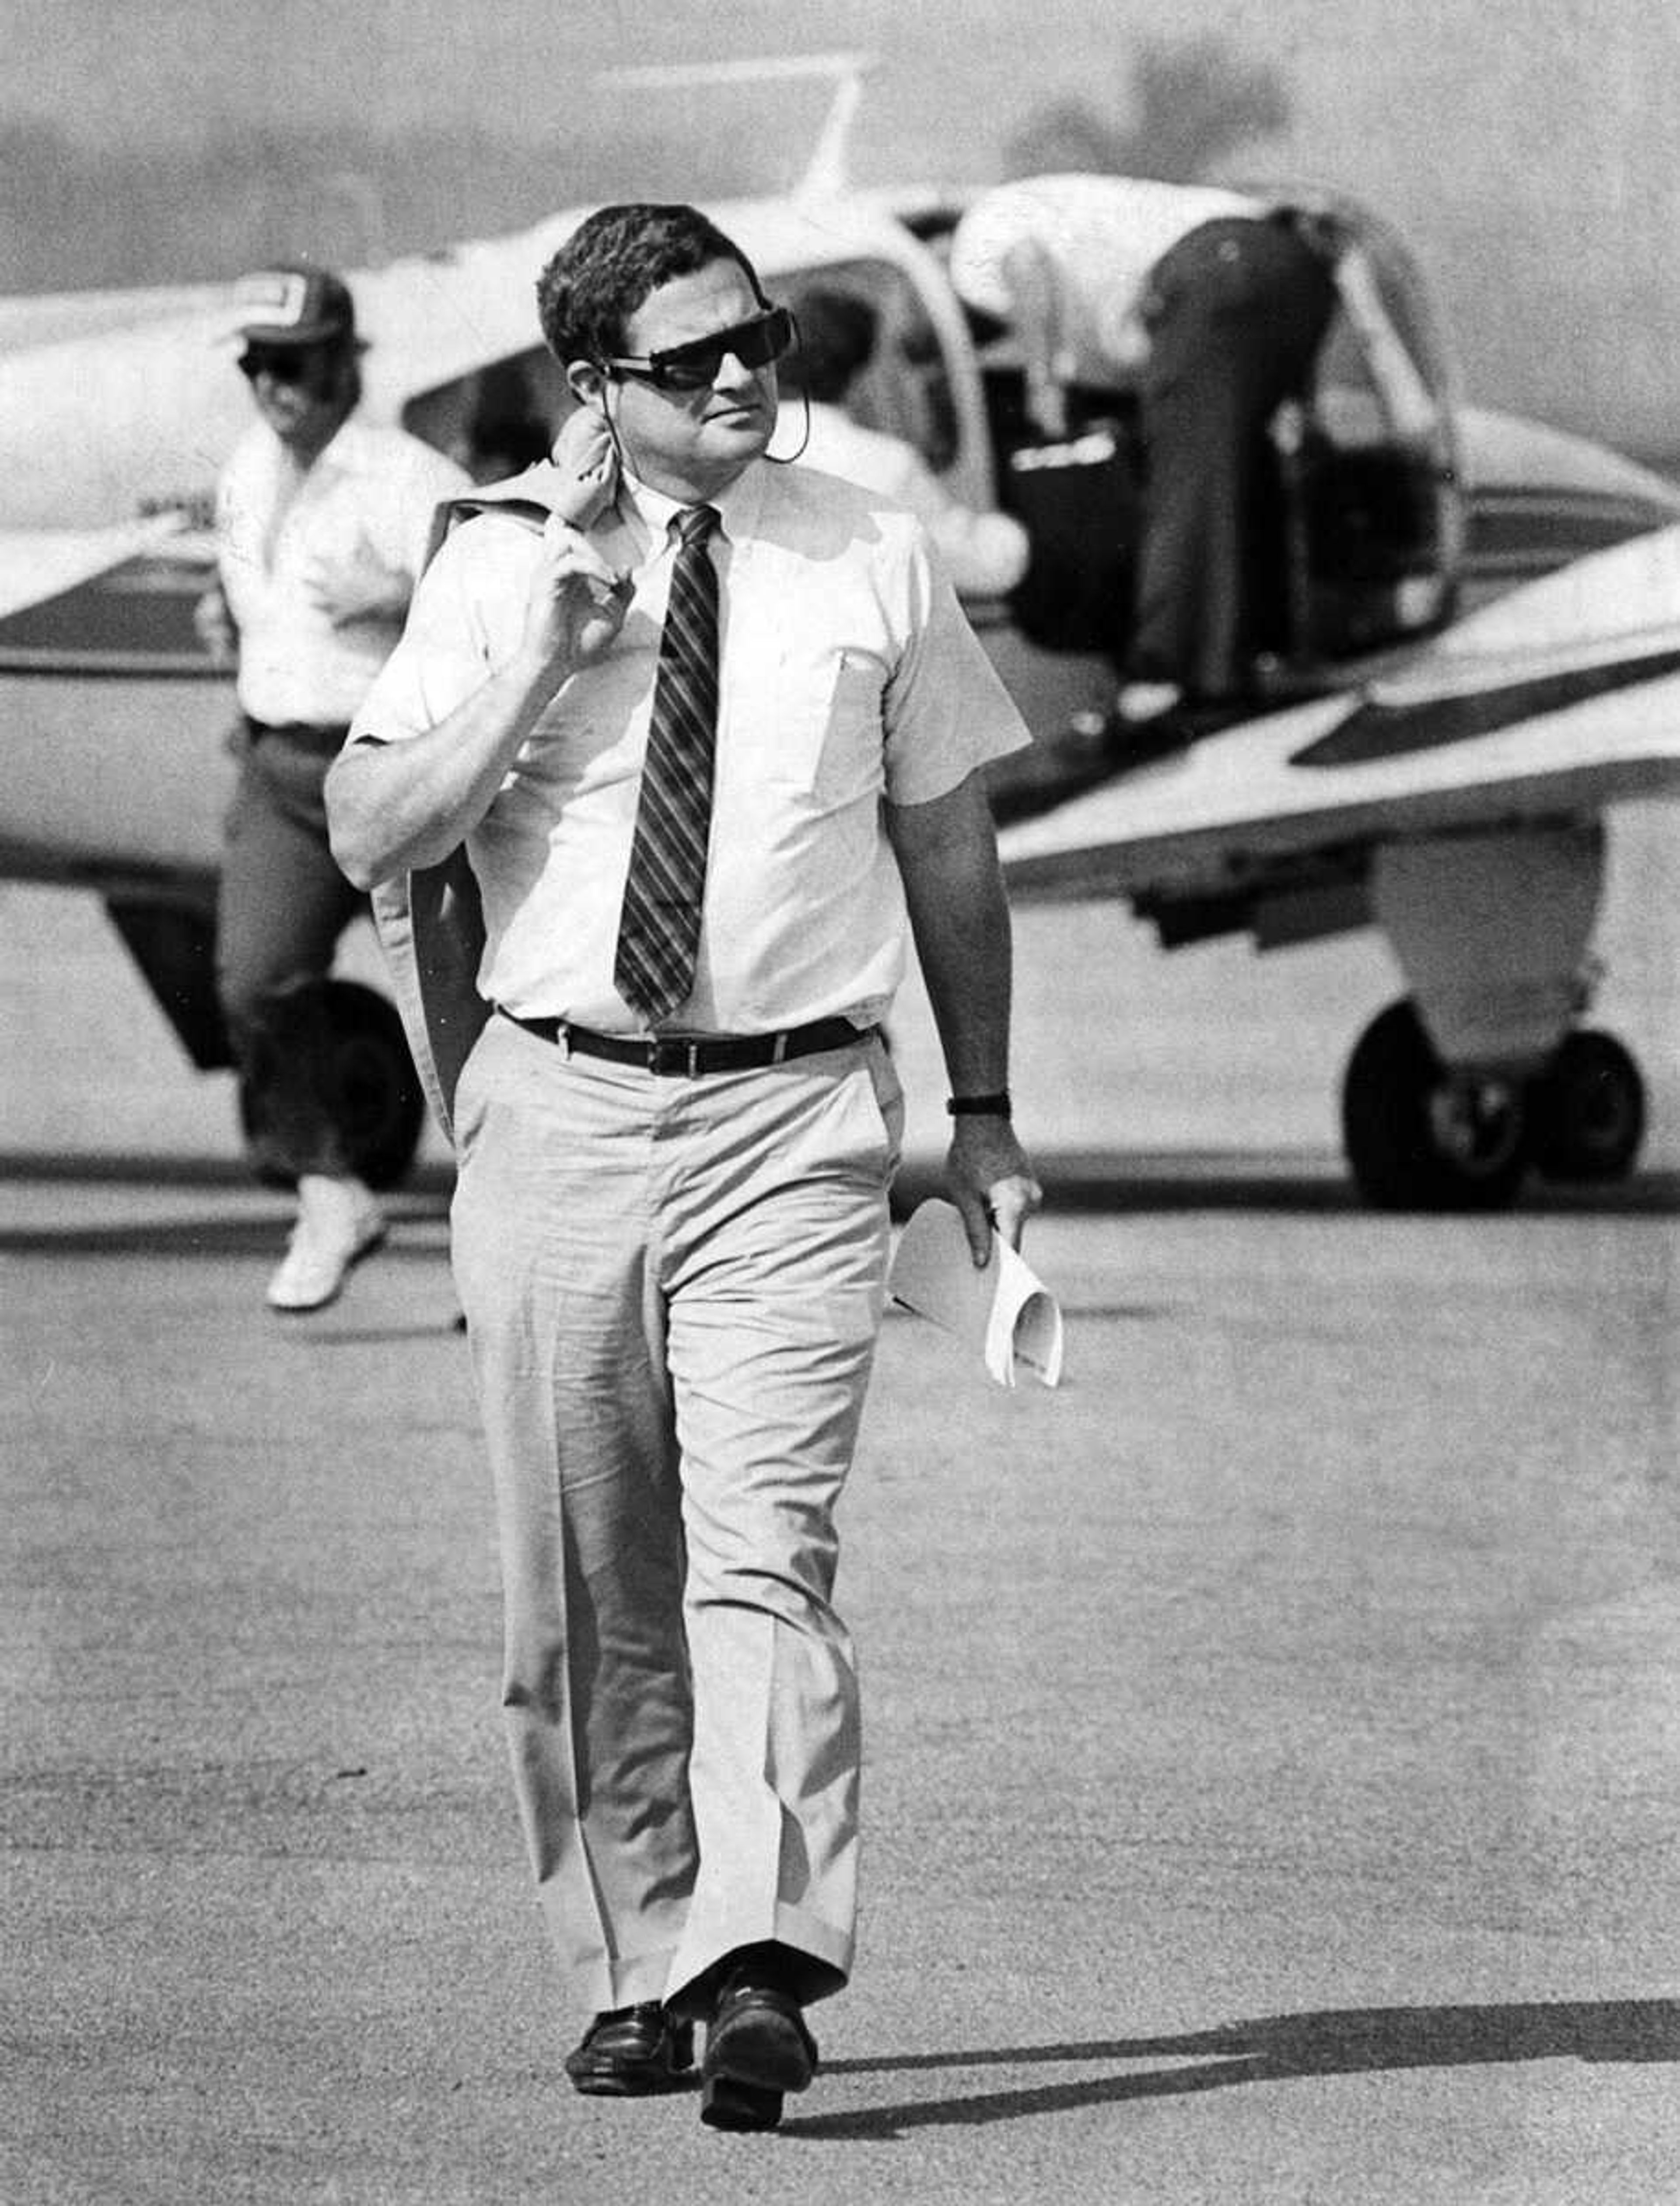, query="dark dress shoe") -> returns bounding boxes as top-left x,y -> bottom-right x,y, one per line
564,2002 -> 695,2096
700,1972 -> 819,2132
